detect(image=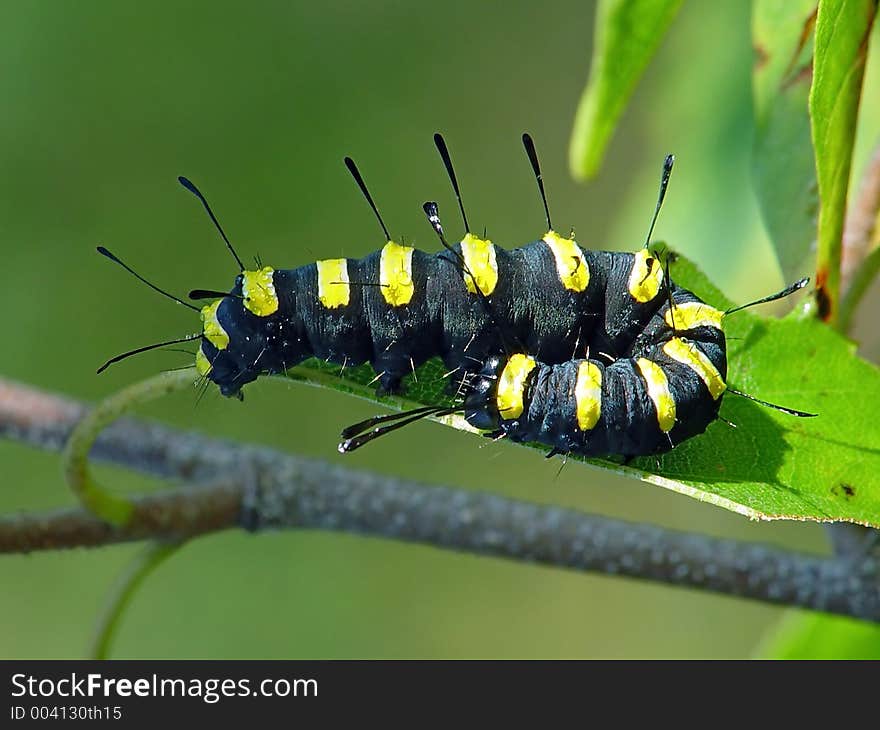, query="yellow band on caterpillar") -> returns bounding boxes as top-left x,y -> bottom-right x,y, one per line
316,258 -> 351,309
628,249 -> 664,303
200,300 -> 229,350
574,361 -> 602,431
543,230 -> 589,292
663,338 -> 726,399
496,353 -> 537,420
195,344 -> 213,376
636,358 -> 676,432
460,233 -> 498,296
664,301 -> 724,331
242,267 -> 279,316
380,240 -> 415,306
